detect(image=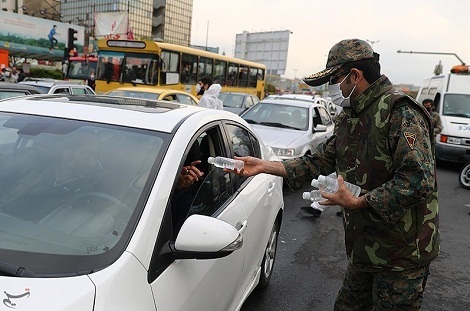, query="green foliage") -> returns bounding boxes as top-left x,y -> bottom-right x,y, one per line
28,67 -> 63,80
265,83 -> 276,94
